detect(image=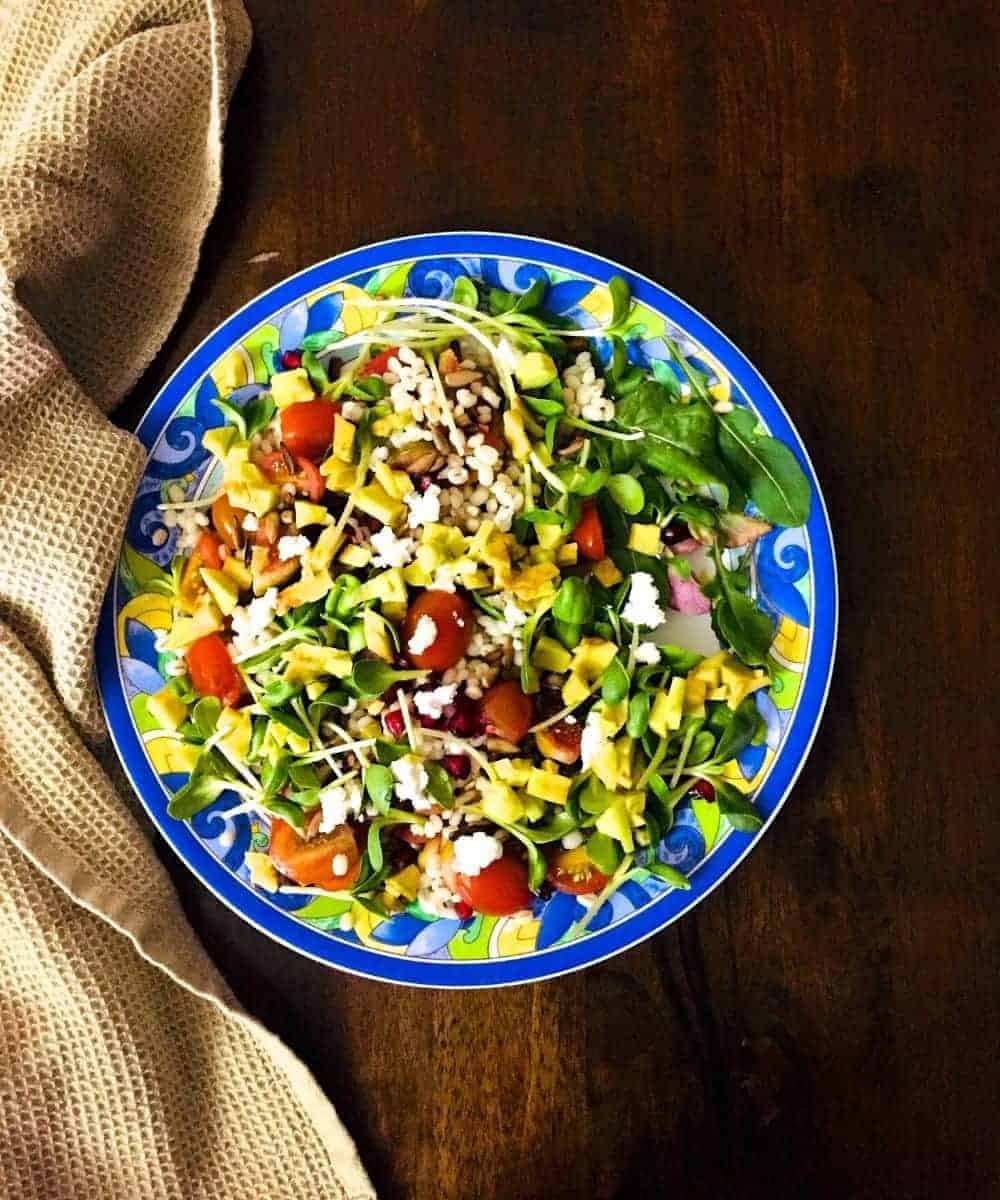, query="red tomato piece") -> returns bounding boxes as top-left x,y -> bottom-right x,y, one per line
268,819 -> 361,891
482,680 -> 535,743
257,450 -> 325,501
546,846 -> 610,896
186,633 -> 244,707
401,590 -> 474,671
280,399 -> 339,461
455,853 -> 534,916
357,346 -> 400,377
572,500 -> 605,561
211,494 -> 245,551
195,531 -> 223,570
